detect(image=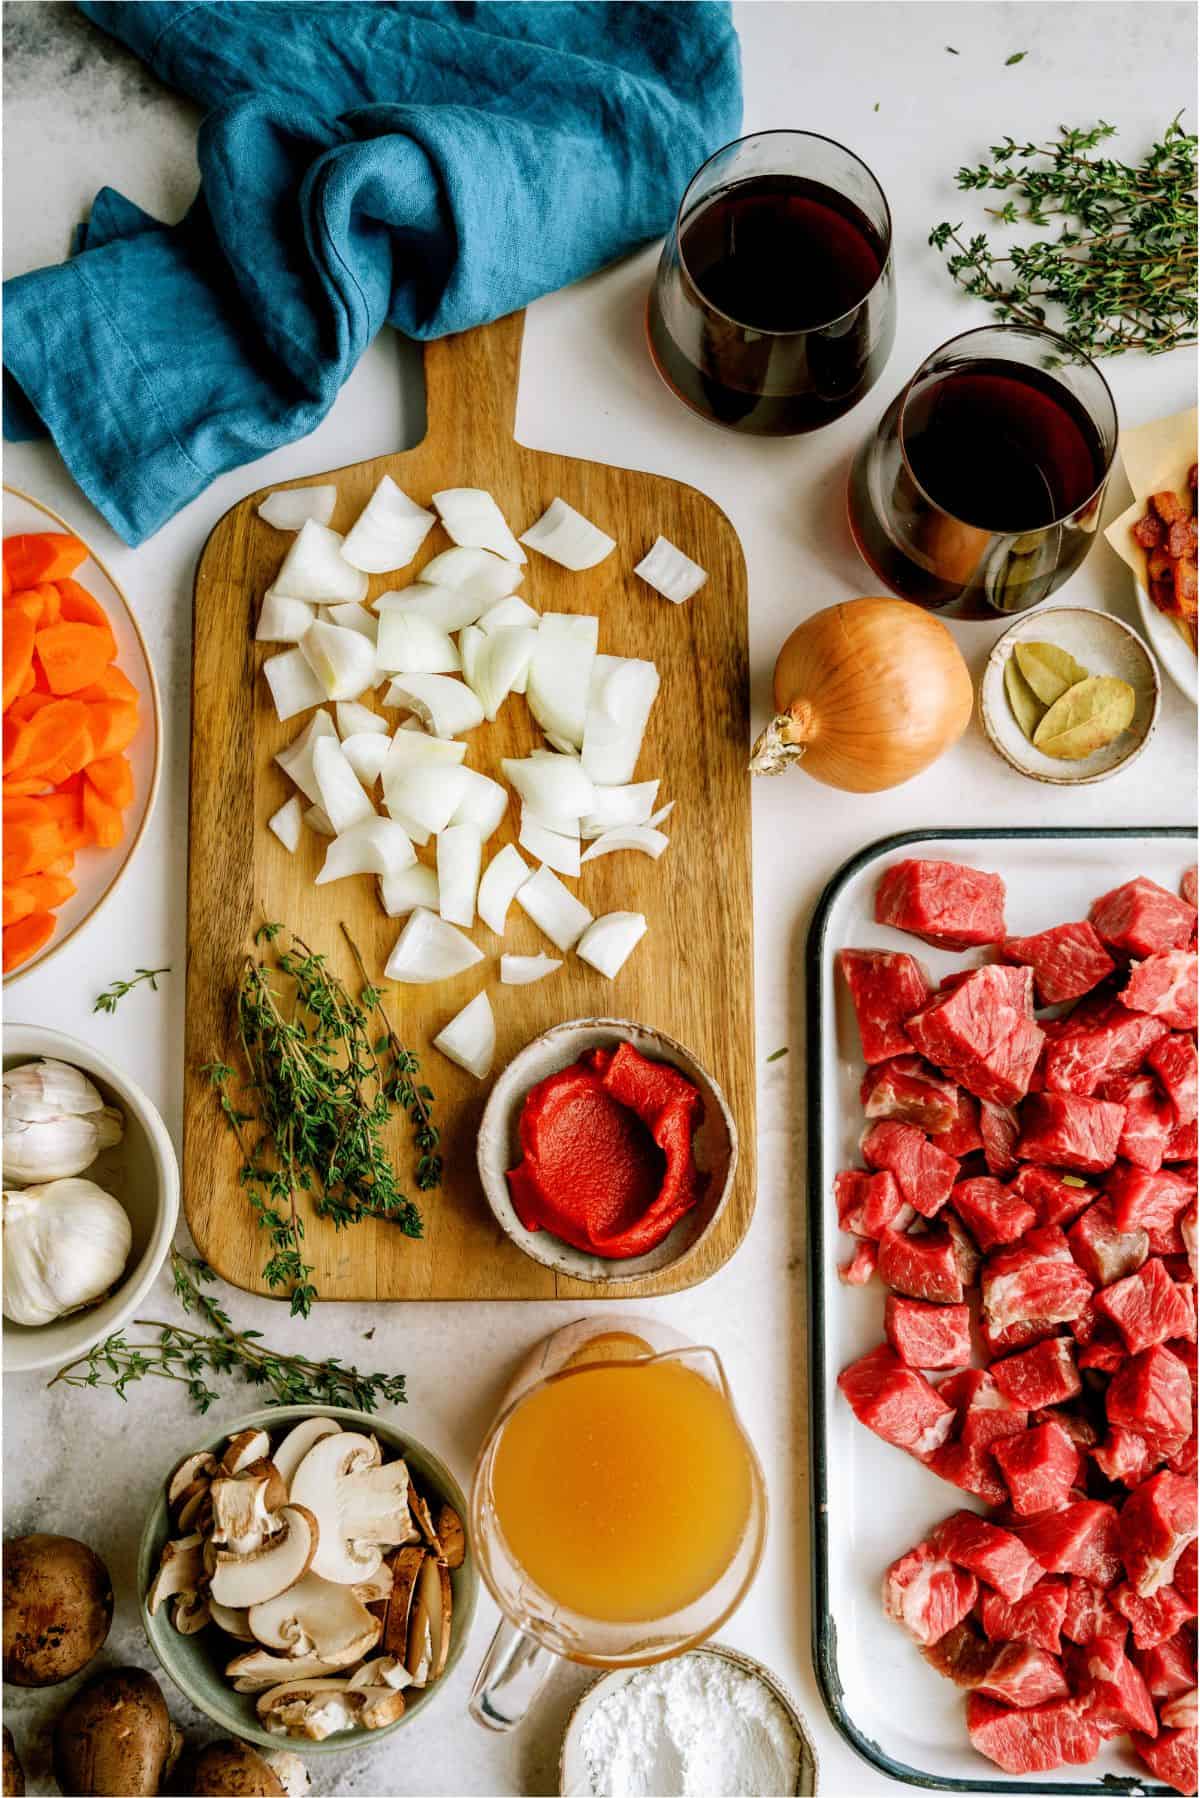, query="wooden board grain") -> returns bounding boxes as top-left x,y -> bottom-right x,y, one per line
185,311 -> 754,1301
